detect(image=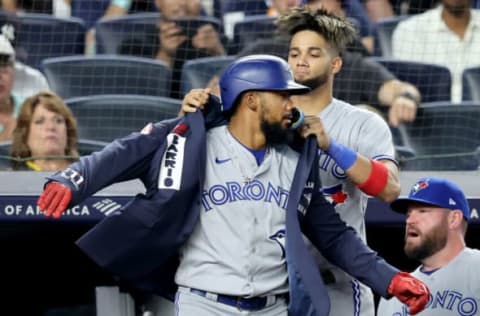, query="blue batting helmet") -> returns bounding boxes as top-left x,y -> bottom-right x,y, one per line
219,54 -> 310,112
